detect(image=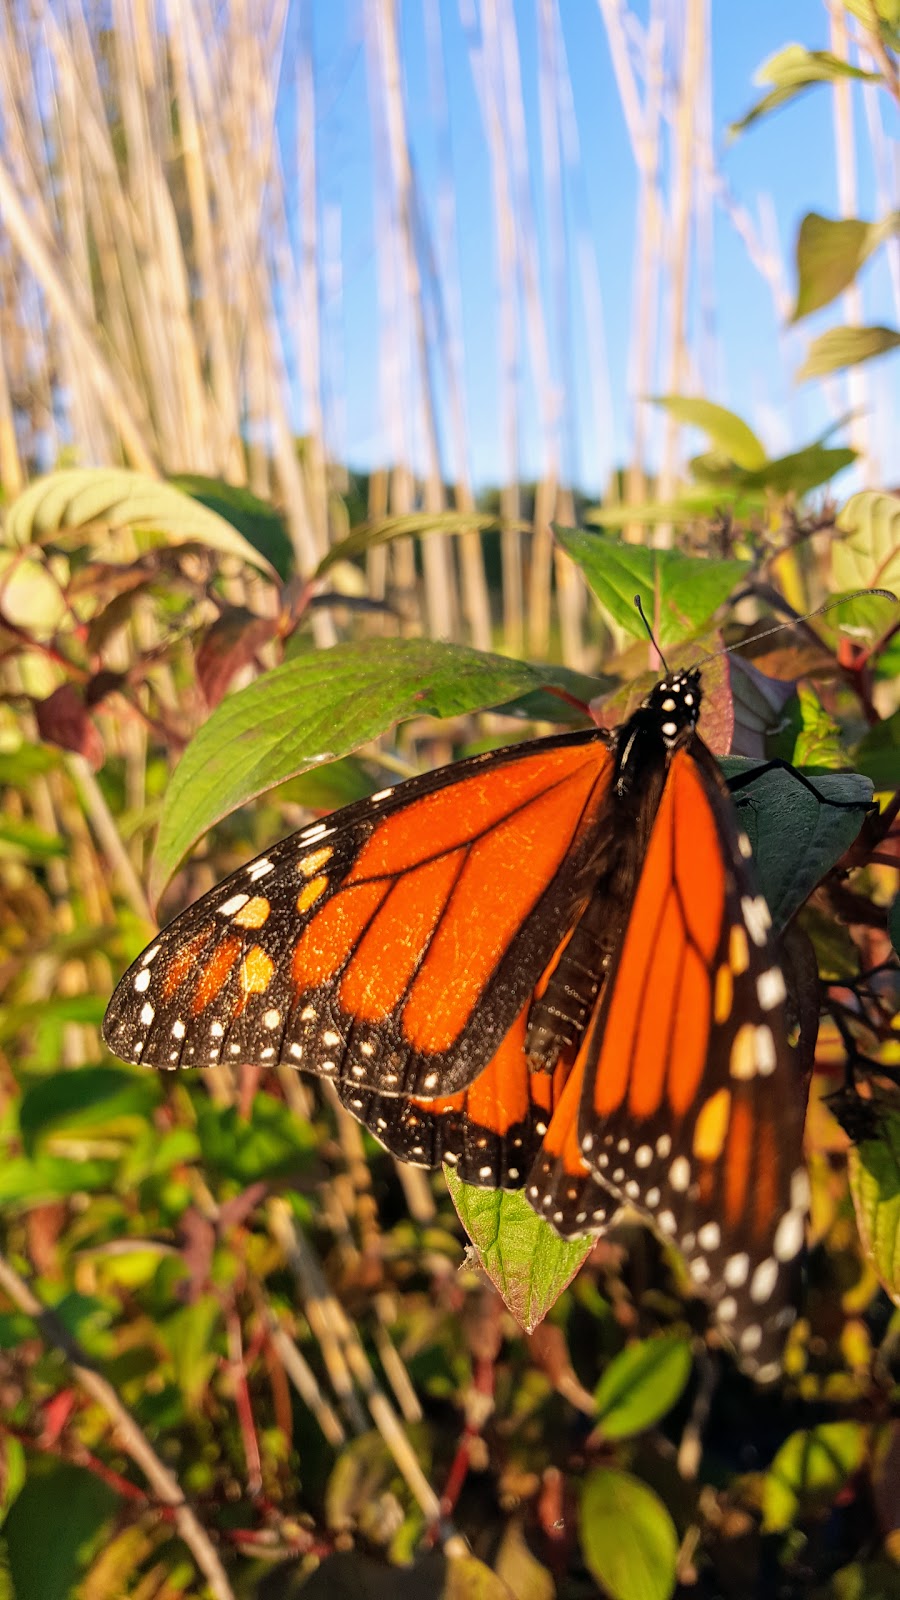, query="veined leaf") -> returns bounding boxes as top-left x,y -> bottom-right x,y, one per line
797,324 -> 900,381
445,1179 -> 591,1333
792,213 -> 900,322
